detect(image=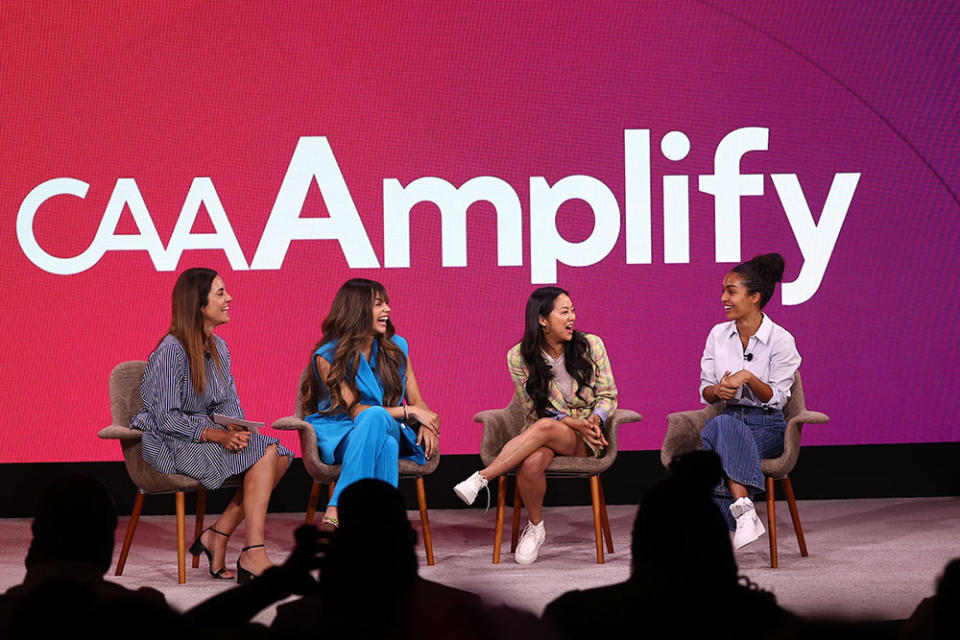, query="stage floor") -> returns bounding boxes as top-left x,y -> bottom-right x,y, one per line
2,497 -> 957,626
